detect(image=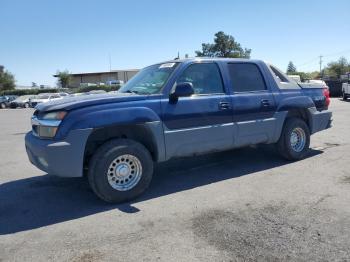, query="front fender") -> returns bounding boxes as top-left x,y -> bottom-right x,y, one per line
56,107 -> 161,140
